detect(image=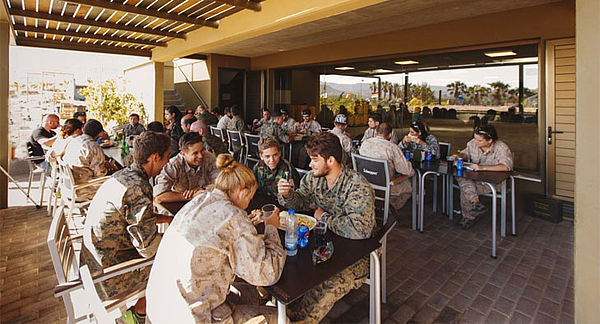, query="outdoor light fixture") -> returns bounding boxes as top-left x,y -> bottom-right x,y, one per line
394,60 -> 419,65
484,50 -> 517,57
335,66 -> 355,70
